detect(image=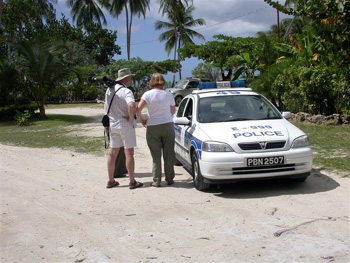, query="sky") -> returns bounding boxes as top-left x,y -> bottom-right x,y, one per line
55,0 -> 292,81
